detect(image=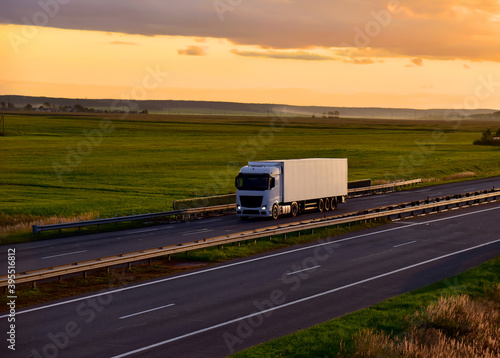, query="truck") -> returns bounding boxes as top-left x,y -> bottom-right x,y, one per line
235,158 -> 348,219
